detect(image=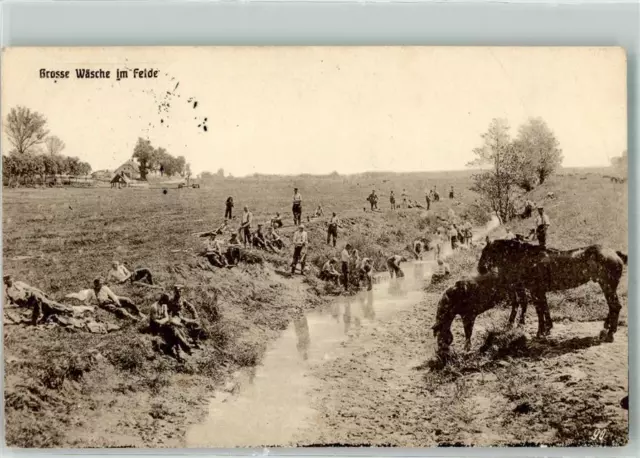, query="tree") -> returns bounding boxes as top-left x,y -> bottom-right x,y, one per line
5,106 -> 50,155
216,168 -> 225,178
515,117 -> 563,184
132,137 -> 154,180
467,118 -> 521,223
44,136 -> 66,156
185,163 -> 192,182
